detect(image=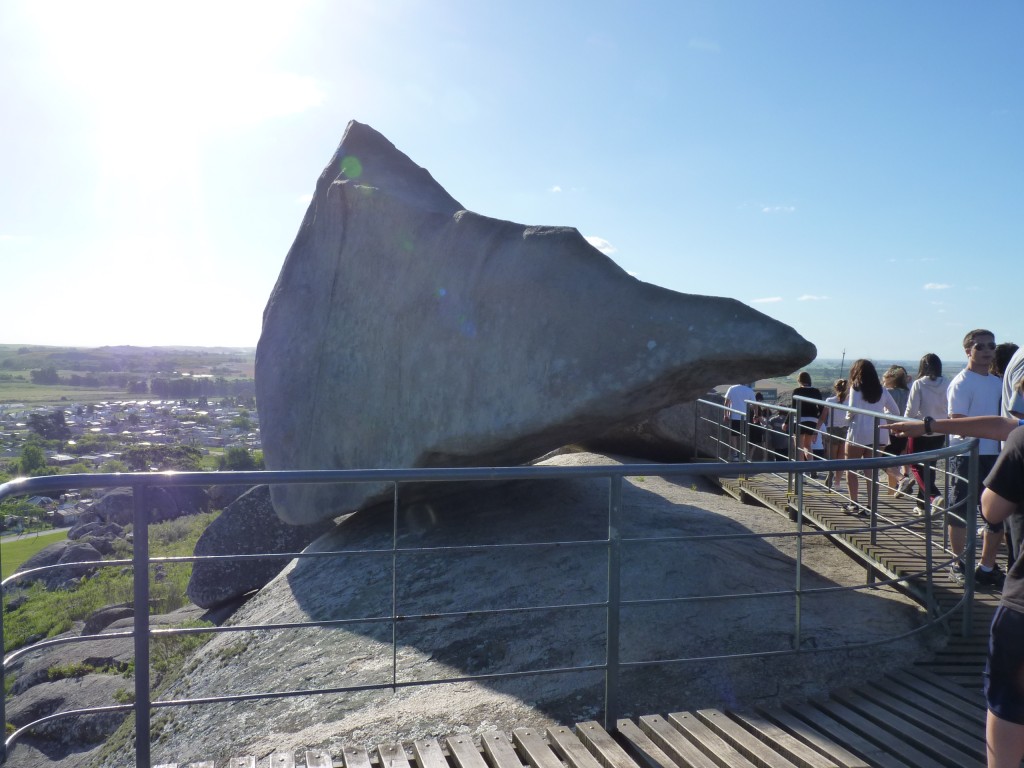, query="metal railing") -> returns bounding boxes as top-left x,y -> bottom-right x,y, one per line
698,395 -> 979,612
0,436 -> 979,766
